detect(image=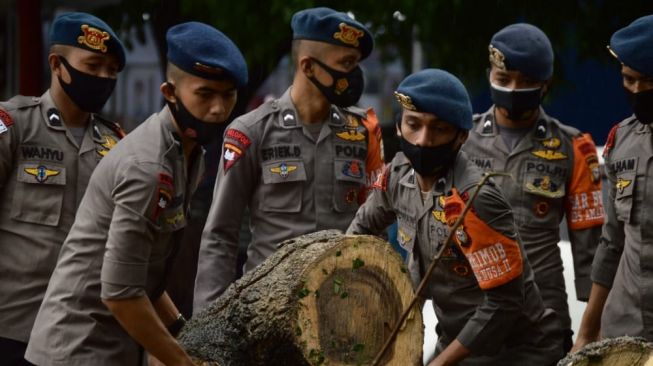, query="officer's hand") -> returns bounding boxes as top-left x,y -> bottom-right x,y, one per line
427,357 -> 452,366
570,334 -> 597,354
148,354 -> 166,366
